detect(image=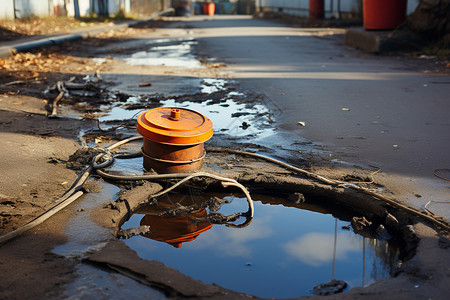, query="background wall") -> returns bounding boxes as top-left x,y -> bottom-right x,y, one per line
1,0 -> 16,19
255,0 -> 420,18
14,0 -> 52,18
